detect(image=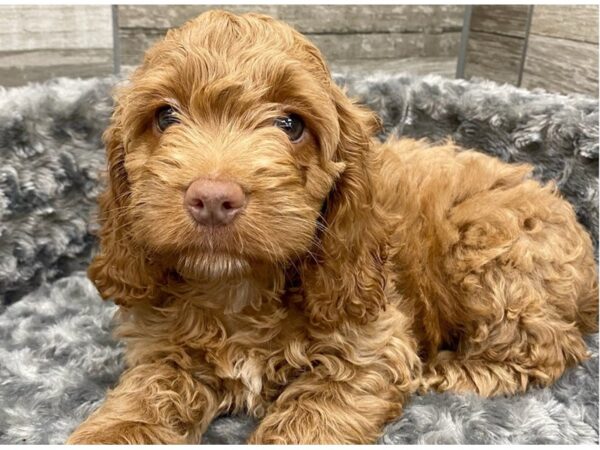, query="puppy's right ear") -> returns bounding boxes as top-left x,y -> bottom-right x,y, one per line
88,100 -> 159,306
